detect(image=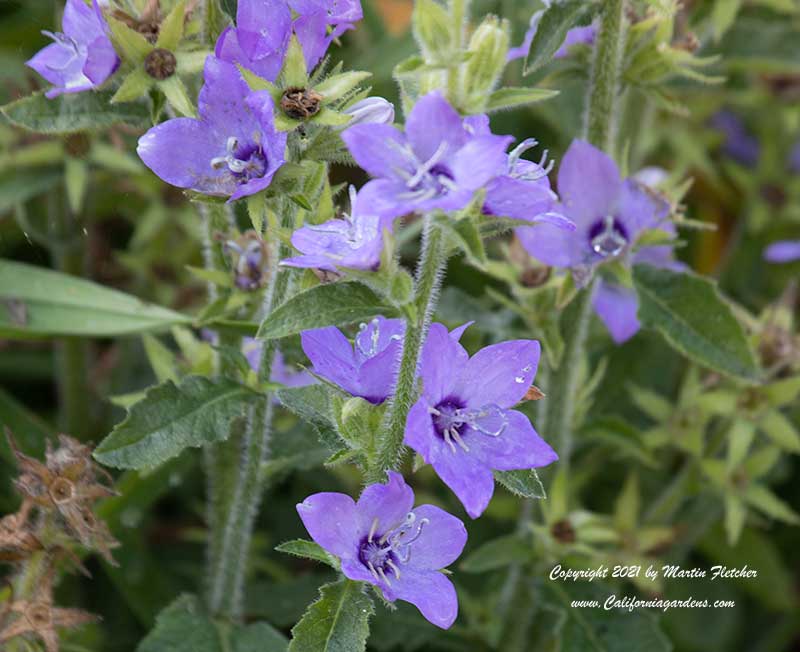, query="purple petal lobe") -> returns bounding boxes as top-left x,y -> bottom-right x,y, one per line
468,409 -> 557,471
593,280 -> 641,343
456,340 -> 540,409
385,570 -> 459,629
419,323 -> 468,403
764,240 -> 800,263
516,218 -> 585,267
355,471 -> 415,536
558,139 -> 622,226
297,492 -> 358,560
405,92 -> 468,163
430,449 -> 495,519
401,504 -> 466,571
301,327 -> 358,394
341,124 -> 409,179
